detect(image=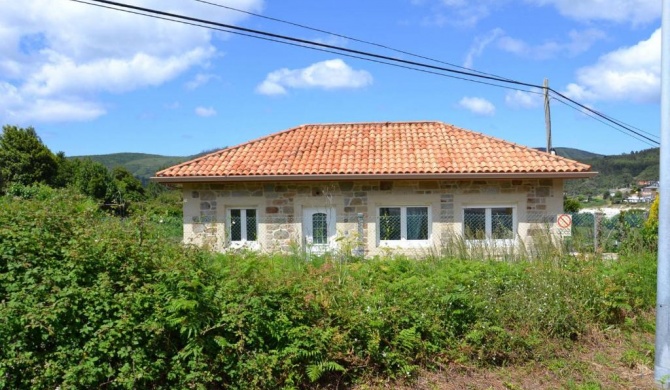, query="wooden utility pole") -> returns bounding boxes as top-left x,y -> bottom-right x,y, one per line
544,78 -> 552,154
